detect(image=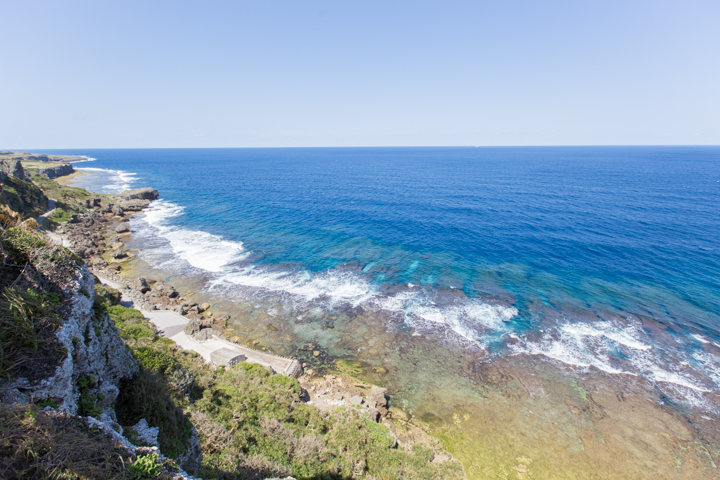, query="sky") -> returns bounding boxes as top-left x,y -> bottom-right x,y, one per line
1,0 -> 719,148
